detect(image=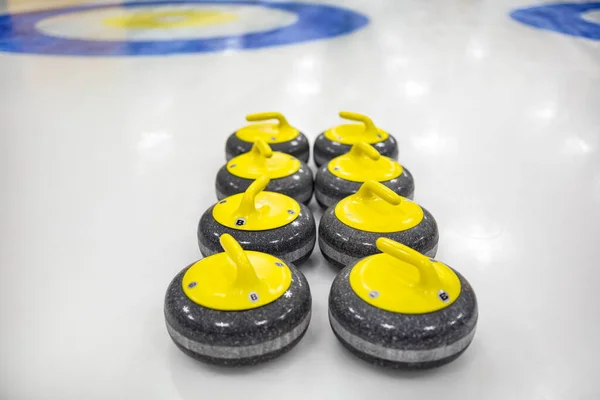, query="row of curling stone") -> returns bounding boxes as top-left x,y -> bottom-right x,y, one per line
224,111 -> 399,168
164,235 -> 477,368
166,112 -> 475,368
207,172 -> 437,275
221,115 -> 411,209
